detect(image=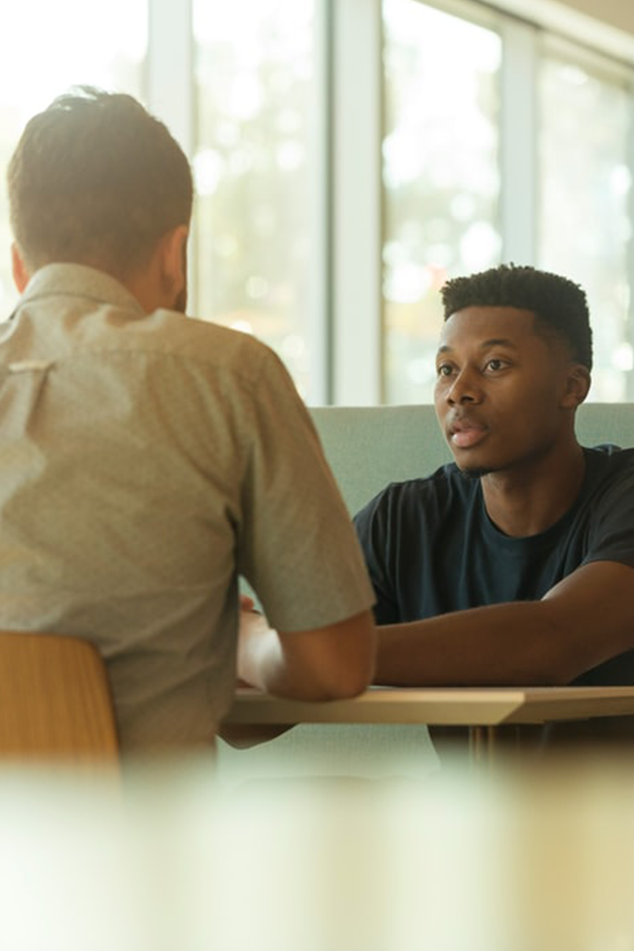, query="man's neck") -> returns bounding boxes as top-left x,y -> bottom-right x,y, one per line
480,441 -> 586,538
